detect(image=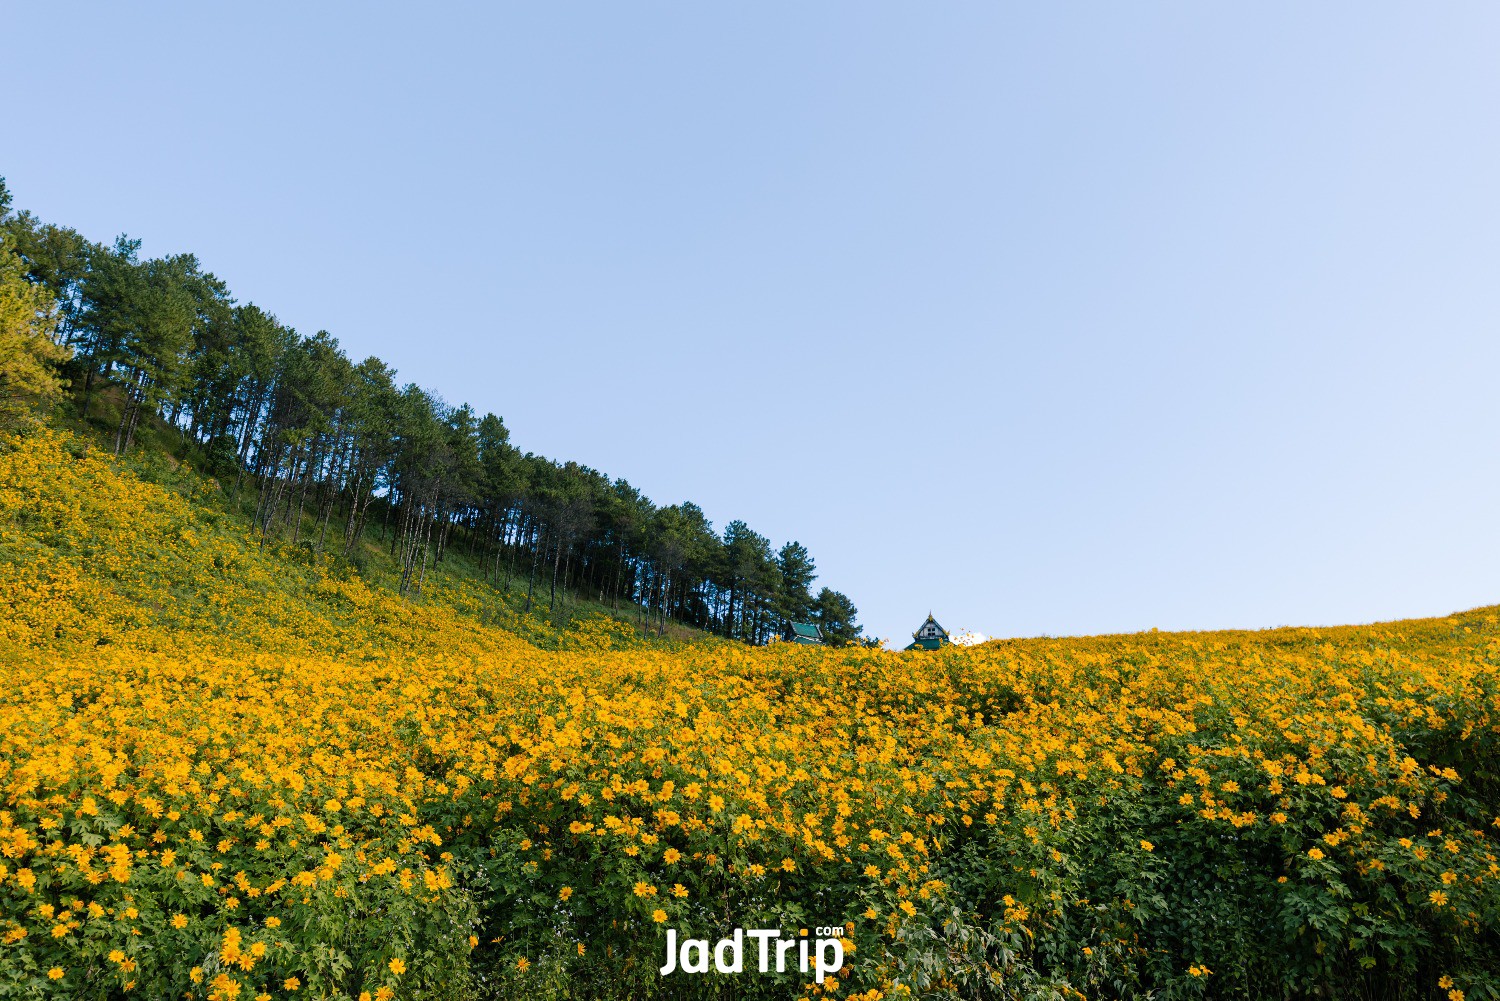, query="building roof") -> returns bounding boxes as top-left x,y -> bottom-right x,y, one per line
904,614 -> 949,651
913,614 -> 949,640
785,621 -> 823,644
